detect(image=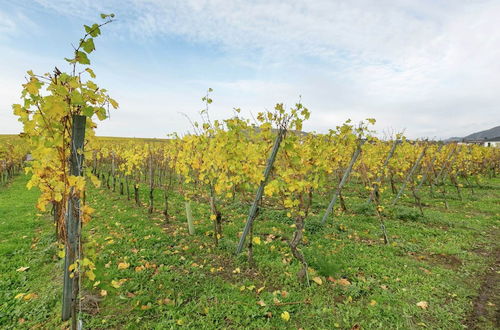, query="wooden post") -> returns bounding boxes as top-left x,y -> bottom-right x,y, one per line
62,115 -> 85,328
391,145 -> 427,207
236,127 -> 286,254
367,139 -> 399,203
415,144 -> 443,192
433,145 -> 458,186
148,150 -> 154,214
111,152 -> 116,192
437,146 -> 460,204
321,139 -> 365,225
